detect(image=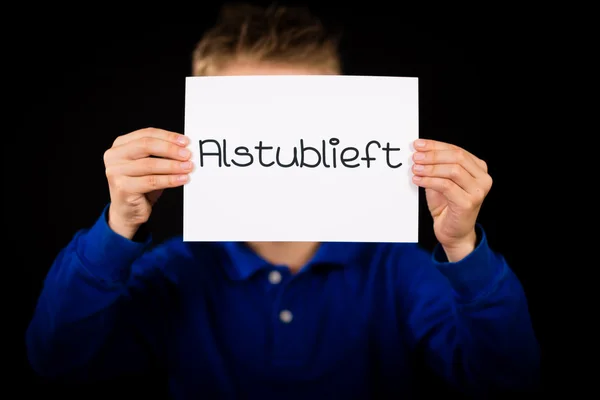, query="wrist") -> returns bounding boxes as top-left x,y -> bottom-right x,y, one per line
107,206 -> 141,240
441,229 -> 477,263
